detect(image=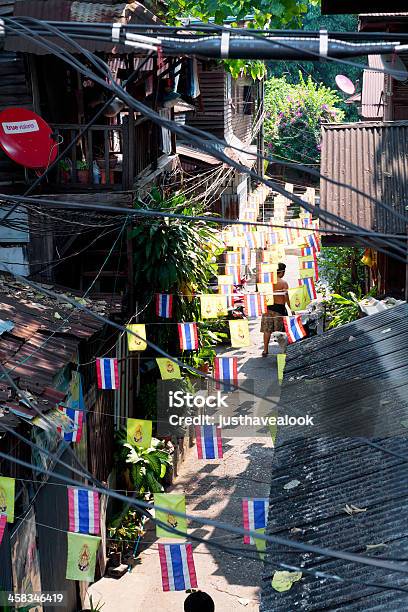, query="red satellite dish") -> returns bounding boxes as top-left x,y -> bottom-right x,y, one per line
335,74 -> 356,95
0,108 -> 58,169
